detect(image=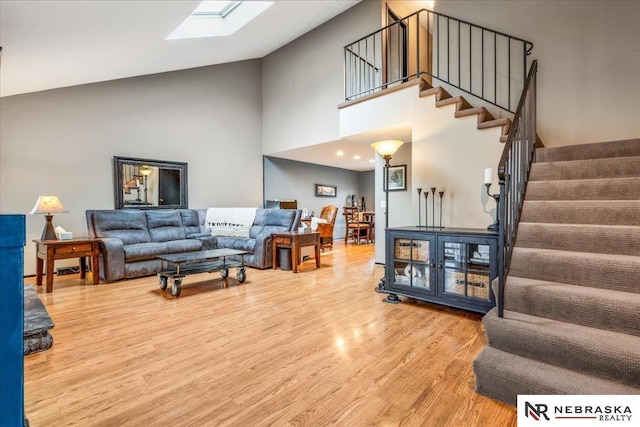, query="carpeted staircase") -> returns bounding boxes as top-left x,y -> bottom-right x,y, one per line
473,138 -> 640,405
